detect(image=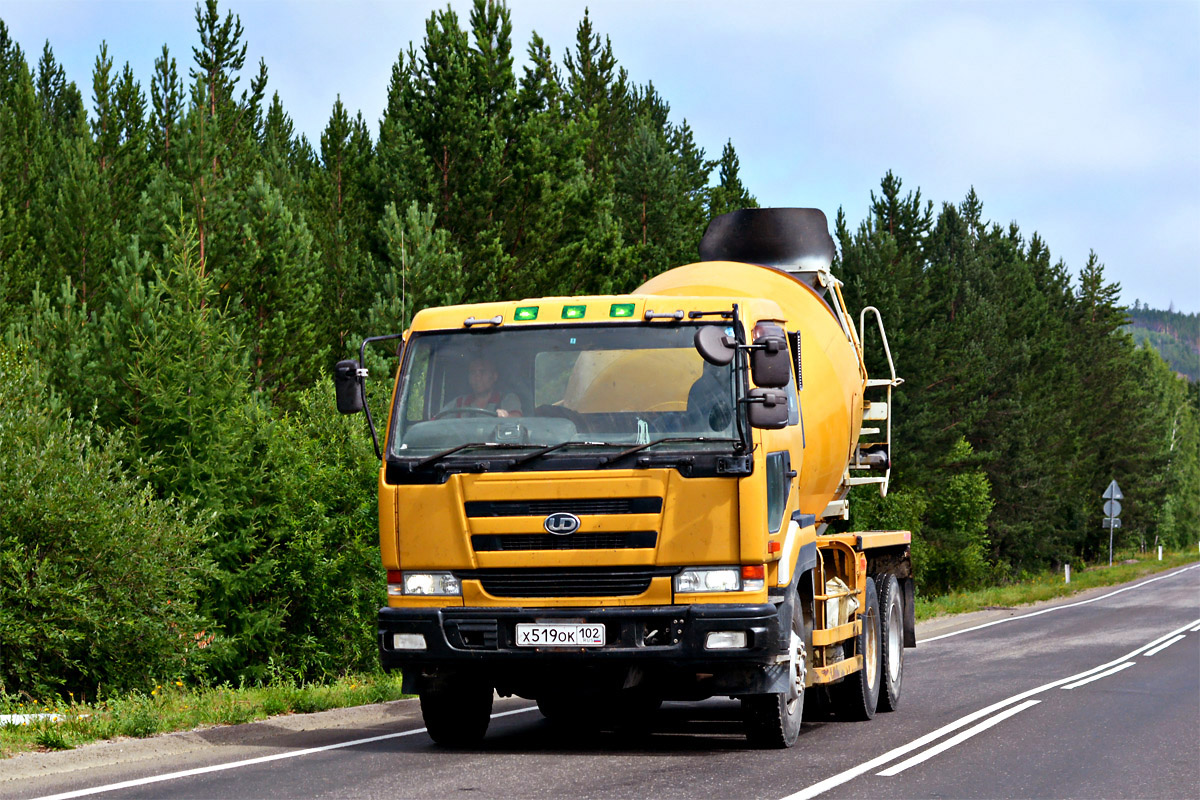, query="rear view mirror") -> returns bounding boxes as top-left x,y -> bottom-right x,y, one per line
695,326 -> 736,366
751,335 -> 790,388
747,388 -> 788,429
334,359 -> 364,414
